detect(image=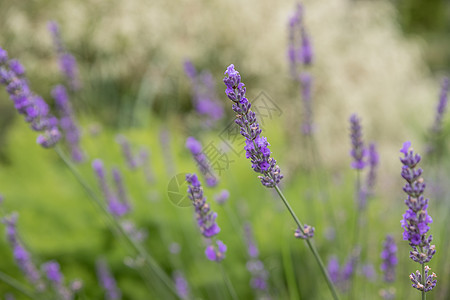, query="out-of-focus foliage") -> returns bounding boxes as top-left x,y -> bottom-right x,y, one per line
397,0 -> 450,71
